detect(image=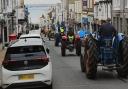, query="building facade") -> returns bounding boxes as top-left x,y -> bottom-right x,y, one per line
75,0 -> 82,23
94,0 -> 112,21
0,0 -> 16,43
87,0 -> 94,32
112,0 -> 128,35
0,0 -> 28,48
